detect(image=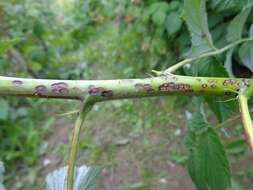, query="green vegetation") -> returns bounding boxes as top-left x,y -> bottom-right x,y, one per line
1,0 -> 253,190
